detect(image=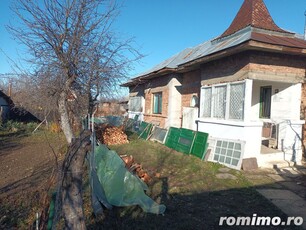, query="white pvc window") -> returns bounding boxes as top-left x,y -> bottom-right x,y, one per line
201,88 -> 212,117
201,81 -> 245,120
129,96 -> 142,112
213,85 -> 226,119
229,83 -> 245,120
